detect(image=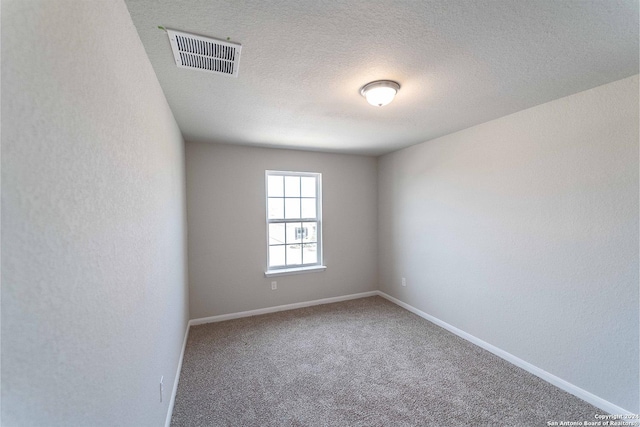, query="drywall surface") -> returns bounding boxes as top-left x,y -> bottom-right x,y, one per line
378,75 -> 639,412
2,1 -> 188,426
186,143 -> 377,318
126,0 -> 639,155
